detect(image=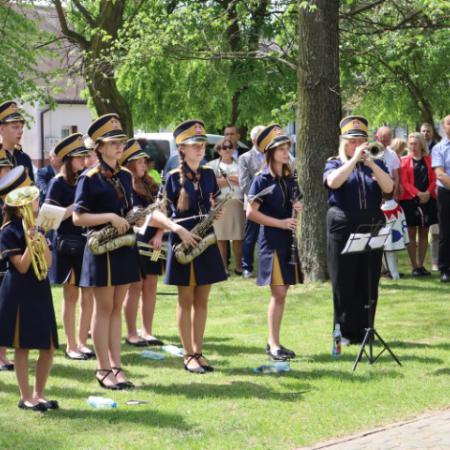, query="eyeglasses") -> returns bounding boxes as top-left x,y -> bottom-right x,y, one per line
221,145 -> 233,150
